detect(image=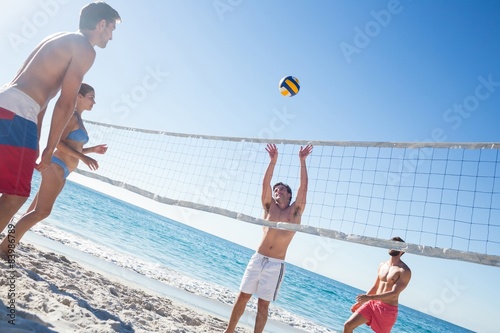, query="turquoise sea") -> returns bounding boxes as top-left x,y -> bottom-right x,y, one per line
16,172 -> 475,333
